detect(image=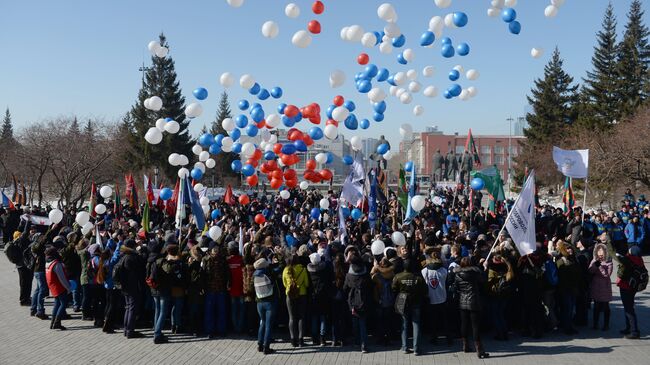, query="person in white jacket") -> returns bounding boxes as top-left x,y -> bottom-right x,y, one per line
421,248 -> 450,345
